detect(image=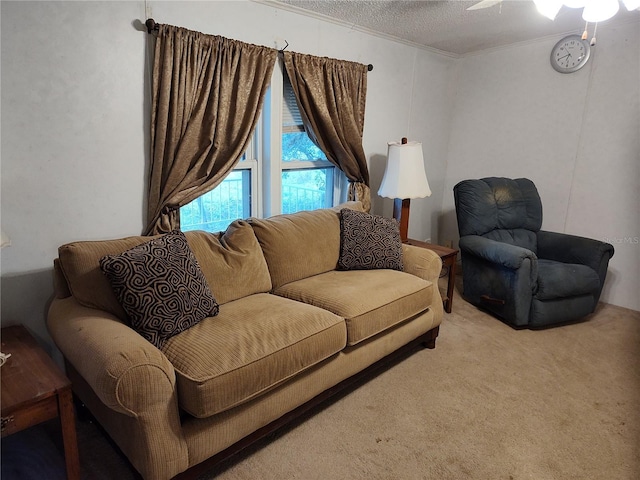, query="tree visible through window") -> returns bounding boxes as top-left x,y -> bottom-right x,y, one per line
281,132 -> 333,214
281,73 -> 336,214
